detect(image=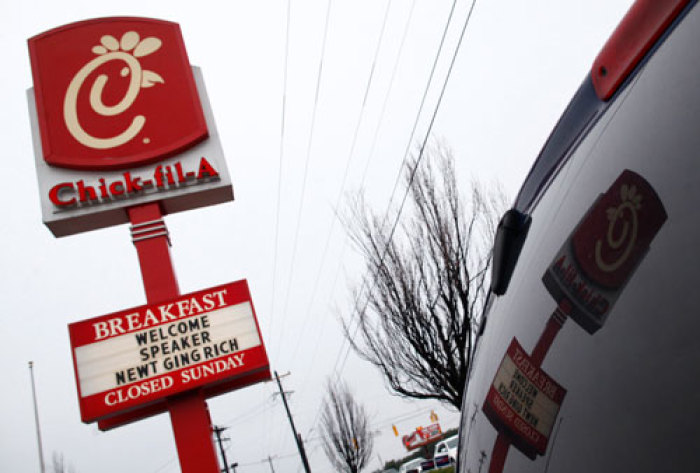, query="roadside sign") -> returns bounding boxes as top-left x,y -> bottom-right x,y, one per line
69,280 -> 270,423
482,338 -> 566,459
402,423 -> 443,450
27,18 -> 233,237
